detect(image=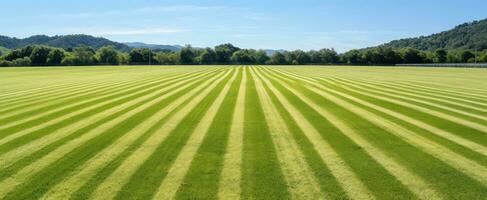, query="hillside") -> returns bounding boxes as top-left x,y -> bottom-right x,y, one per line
0,34 -> 131,51
379,18 -> 487,51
